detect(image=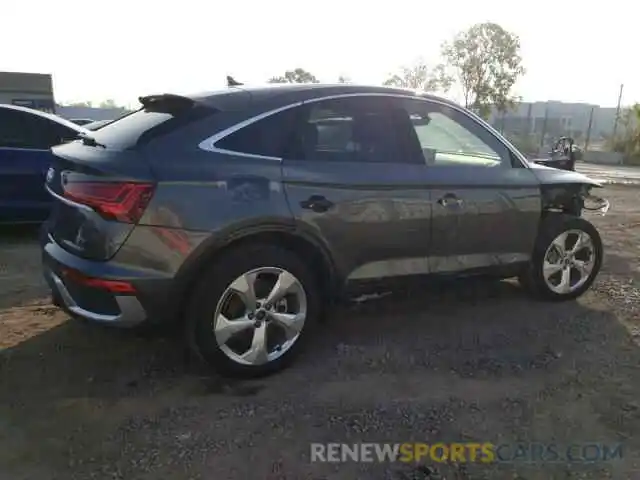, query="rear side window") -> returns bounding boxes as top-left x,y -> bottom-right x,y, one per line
0,108 -> 78,149
284,96 -> 422,164
214,108 -> 298,158
91,105 -> 214,150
